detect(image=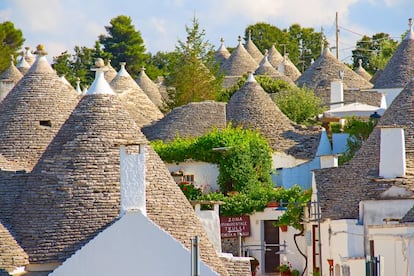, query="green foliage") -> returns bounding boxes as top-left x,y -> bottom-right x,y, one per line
145,51 -> 179,80
99,15 -> 148,78
245,22 -> 326,72
178,182 -> 202,200
339,117 -> 377,165
273,85 -> 324,125
165,16 -> 223,109
274,185 -> 312,230
53,44 -> 100,88
198,186 -> 309,217
352,33 -> 398,74
0,21 -> 25,73
152,125 -> 273,194
216,74 -> 292,102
